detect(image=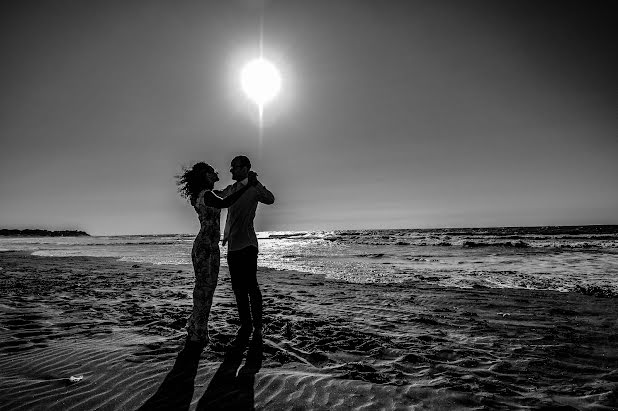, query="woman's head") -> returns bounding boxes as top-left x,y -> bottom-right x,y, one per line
177,162 -> 219,205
